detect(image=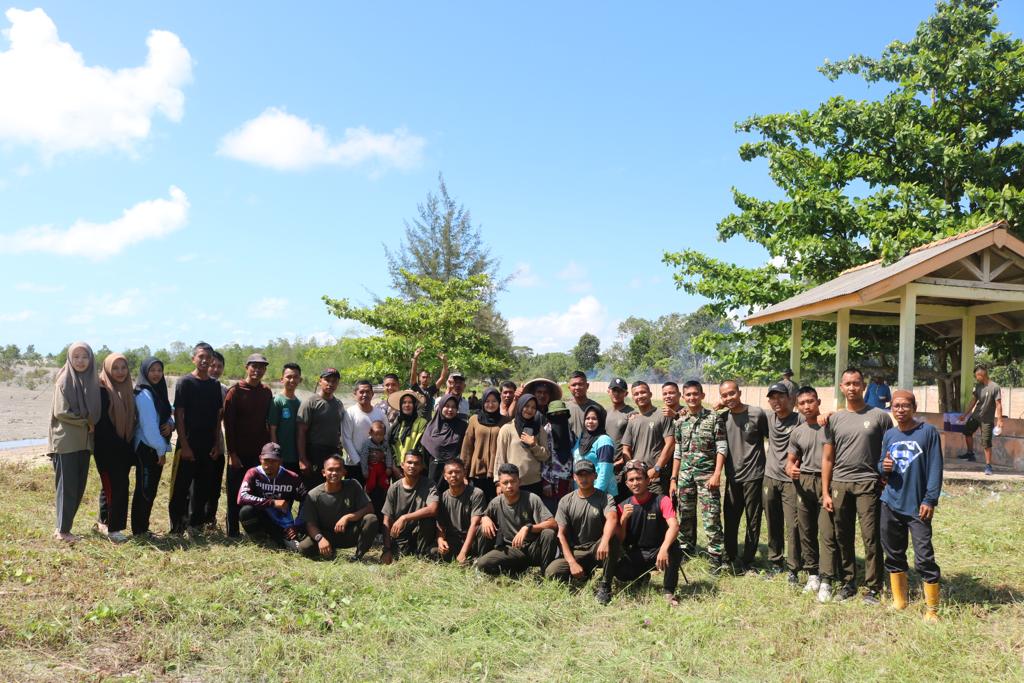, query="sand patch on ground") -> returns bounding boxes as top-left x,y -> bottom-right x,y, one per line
0,381 -> 53,441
